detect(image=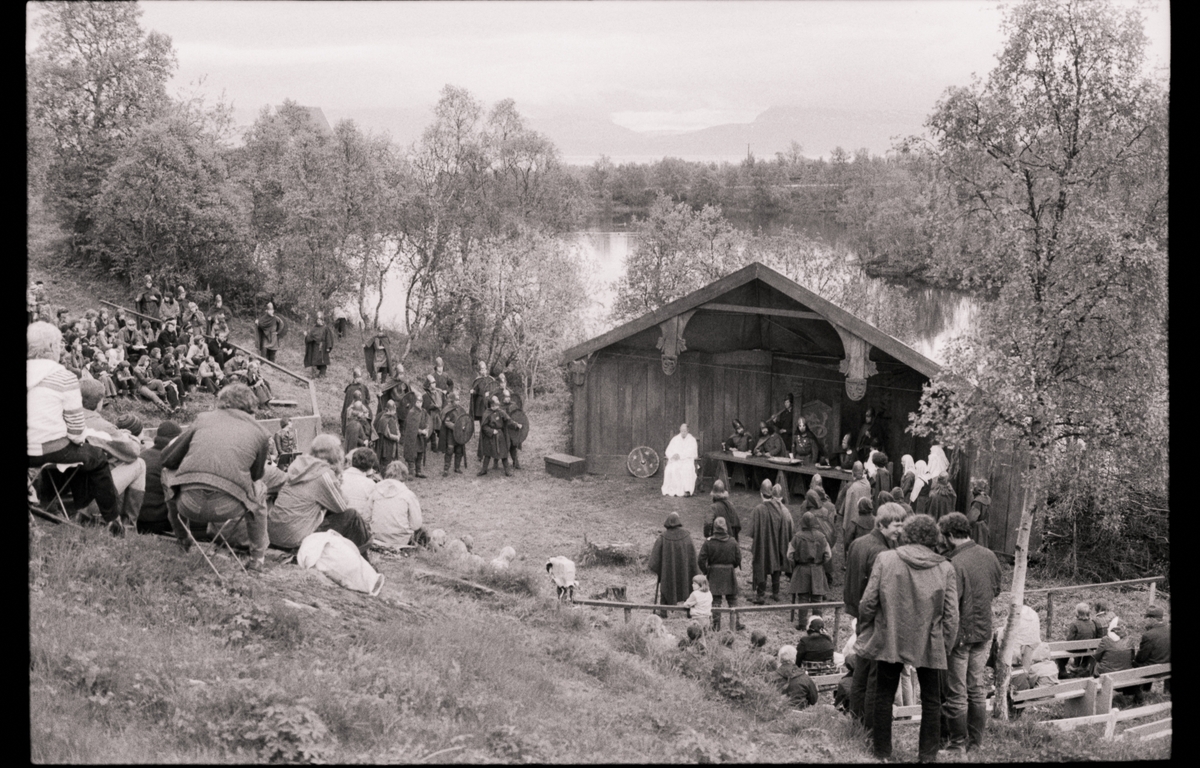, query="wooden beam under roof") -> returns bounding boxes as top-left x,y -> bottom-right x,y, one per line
699,302 -> 824,321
